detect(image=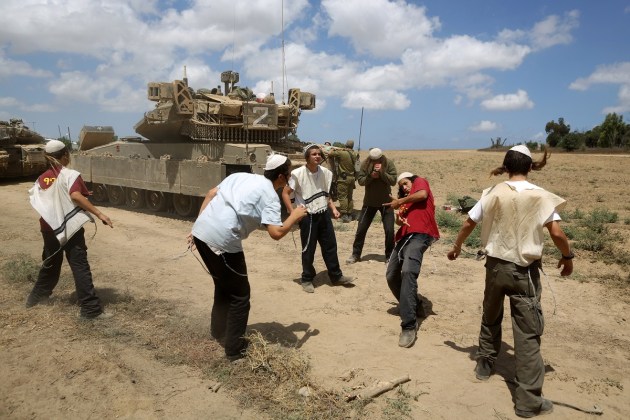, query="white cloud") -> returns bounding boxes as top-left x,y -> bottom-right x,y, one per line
469,120 -> 498,132
481,89 -> 534,111
0,97 -> 20,107
603,84 -> 630,114
0,50 -> 52,79
343,90 -> 410,110
323,0 -> 440,59
498,10 -> 579,51
569,62 -> 630,90
570,62 -> 630,114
